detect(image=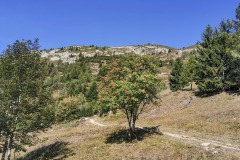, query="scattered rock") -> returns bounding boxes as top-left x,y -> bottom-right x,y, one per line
183,96 -> 193,107
212,150 -> 219,155
201,142 -> 211,147
201,142 -> 211,150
